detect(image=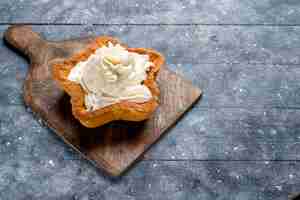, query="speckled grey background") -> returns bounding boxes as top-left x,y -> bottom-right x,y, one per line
1,1 -> 300,200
